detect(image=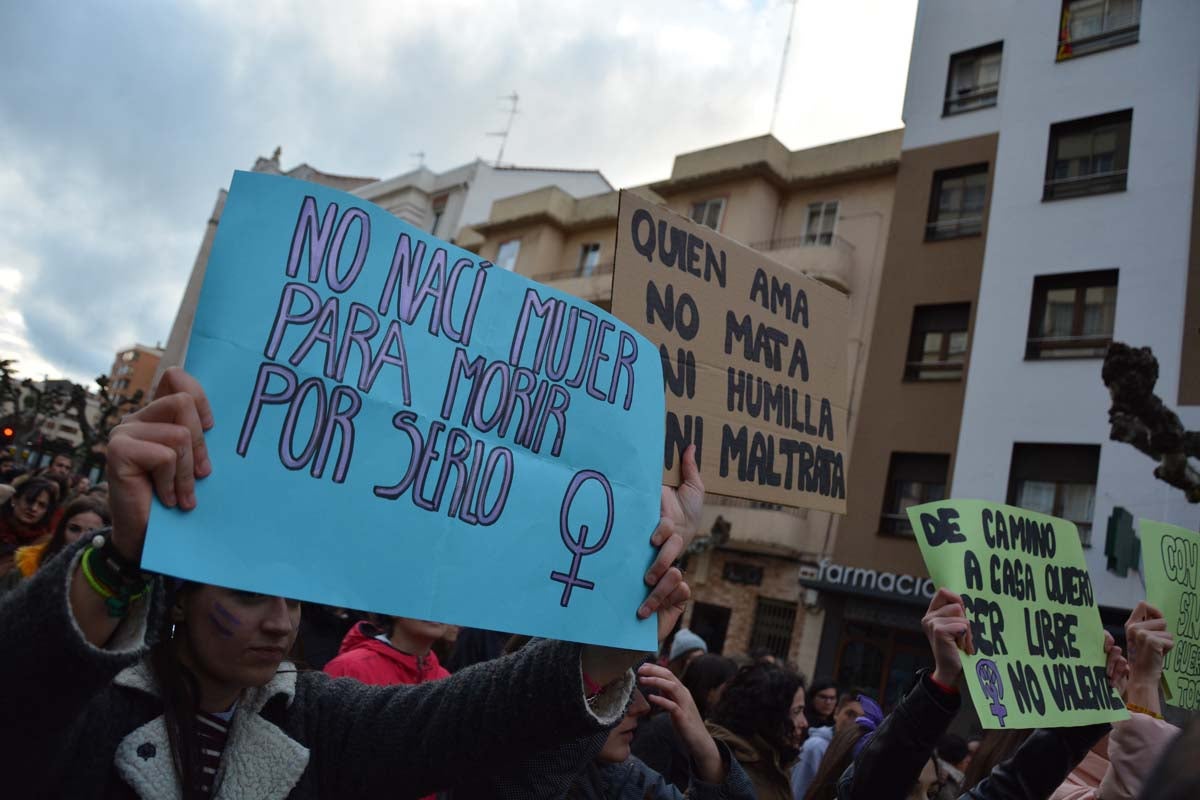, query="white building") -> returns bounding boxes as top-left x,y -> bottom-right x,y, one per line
902,0 -> 1200,610
354,159 -> 611,244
